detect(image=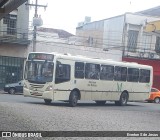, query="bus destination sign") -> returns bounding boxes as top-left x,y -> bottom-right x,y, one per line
28,53 -> 54,61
